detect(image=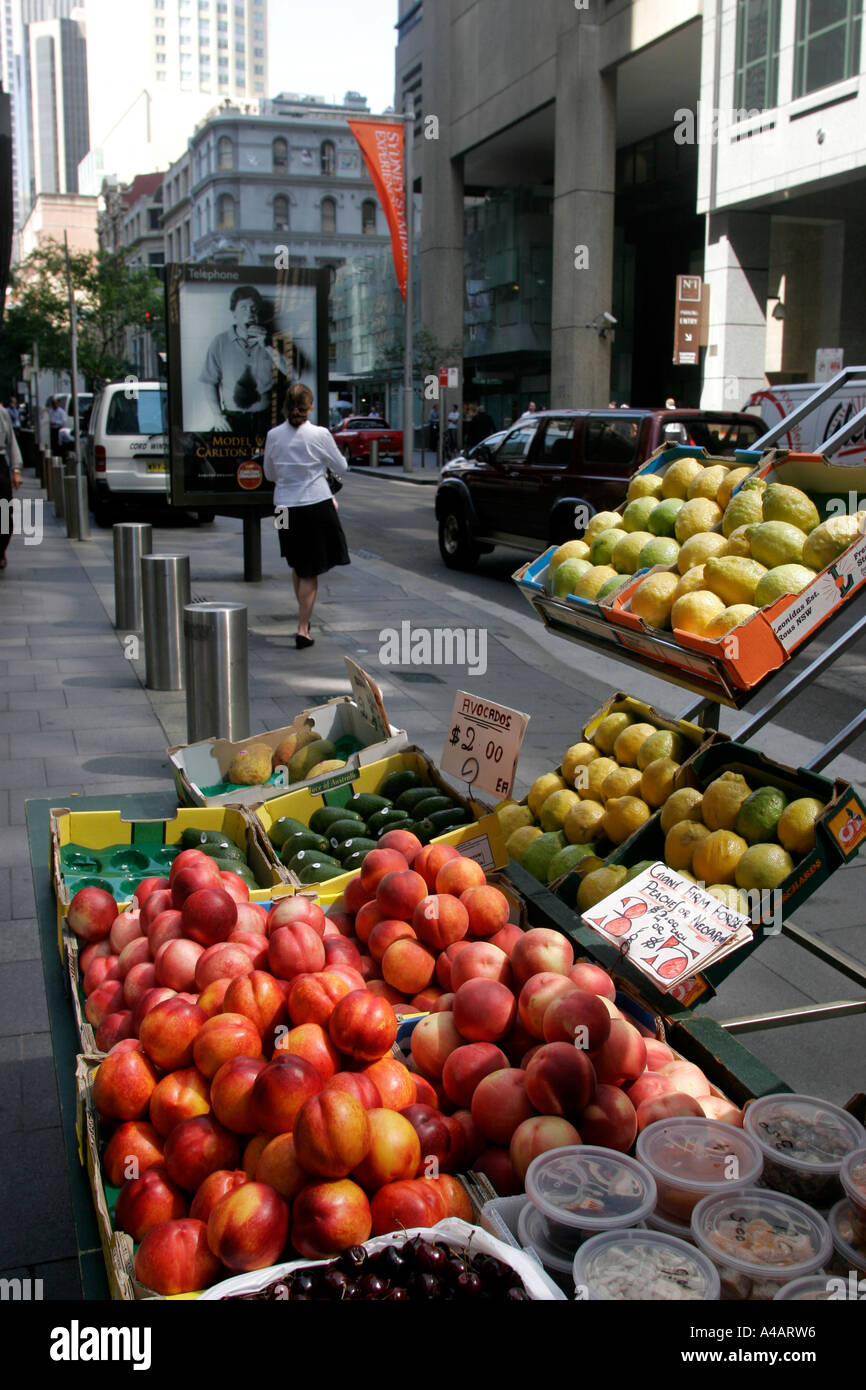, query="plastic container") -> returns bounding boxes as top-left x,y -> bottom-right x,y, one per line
691,1187 -> 833,1301
774,1274 -> 845,1301
573,1228 -> 720,1301
524,1146 -> 657,1252
517,1203 -> 581,1293
646,1205 -> 696,1243
840,1148 -> 866,1244
743,1094 -> 866,1206
636,1117 -> 763,1223
827,1199 -> 866,1277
